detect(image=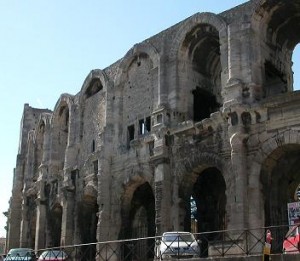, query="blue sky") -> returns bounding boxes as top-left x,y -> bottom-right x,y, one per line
0,0 -> 299,239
